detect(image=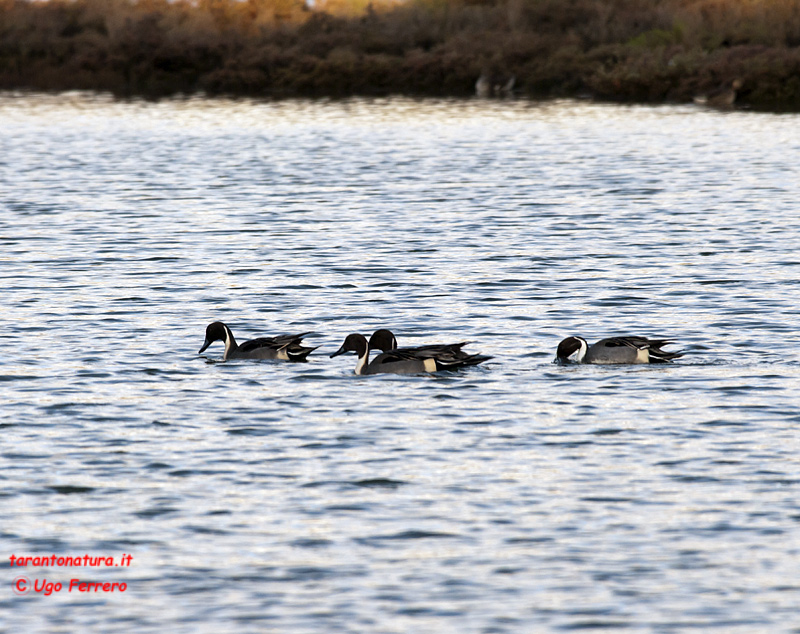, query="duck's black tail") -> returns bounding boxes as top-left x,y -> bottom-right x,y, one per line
647,340 -> 683,363
435,353 -> 493,371
287,345 -> 318,362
